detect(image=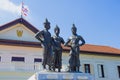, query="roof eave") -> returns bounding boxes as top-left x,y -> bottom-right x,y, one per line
0,18 -> 39,33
